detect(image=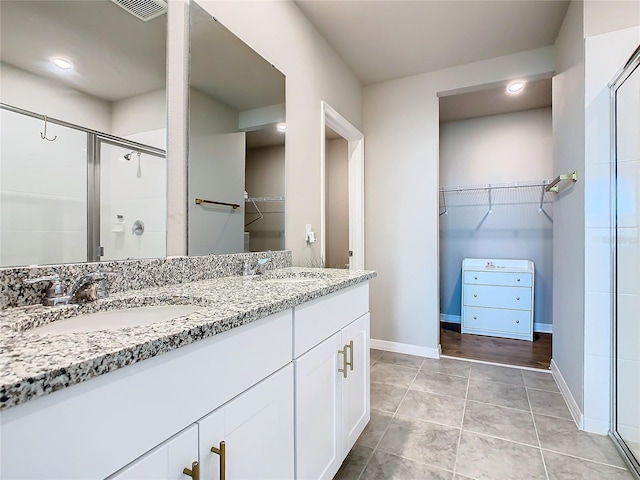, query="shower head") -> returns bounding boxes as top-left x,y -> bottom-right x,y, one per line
122,151 -> 139,161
